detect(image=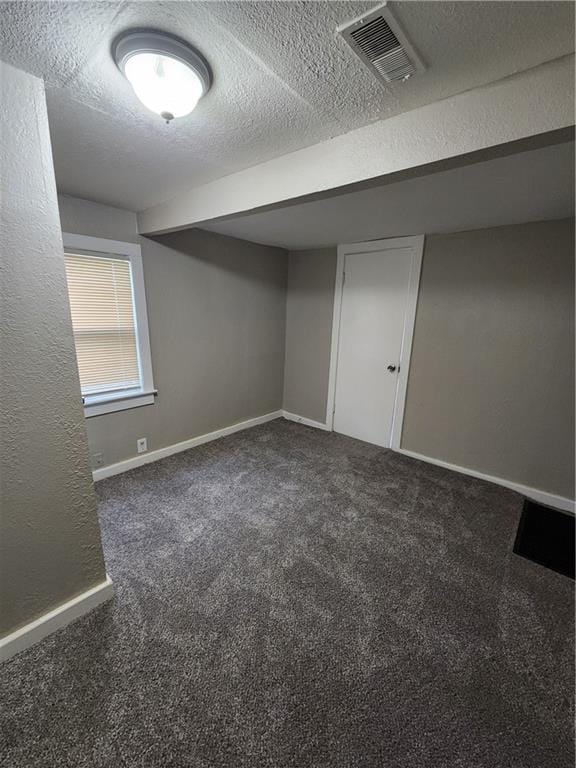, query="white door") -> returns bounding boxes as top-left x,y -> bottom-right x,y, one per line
333,238 -> 422,448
